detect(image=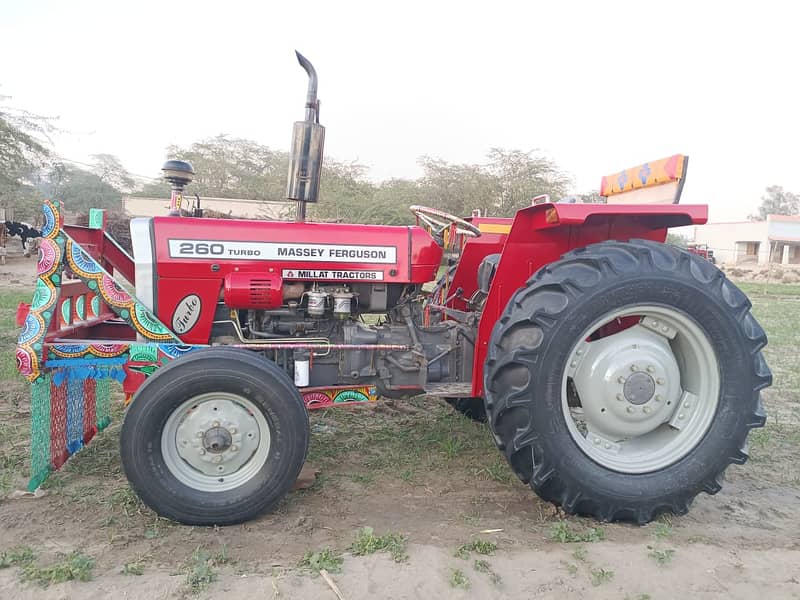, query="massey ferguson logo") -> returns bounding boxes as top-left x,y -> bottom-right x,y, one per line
172,294 -> 201,334
169,240 -> 397,264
